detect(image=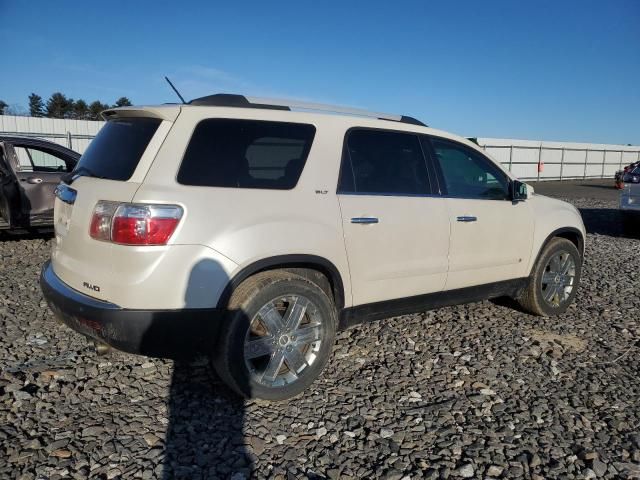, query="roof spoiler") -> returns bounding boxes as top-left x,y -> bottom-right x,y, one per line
101,106 -> 180,122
